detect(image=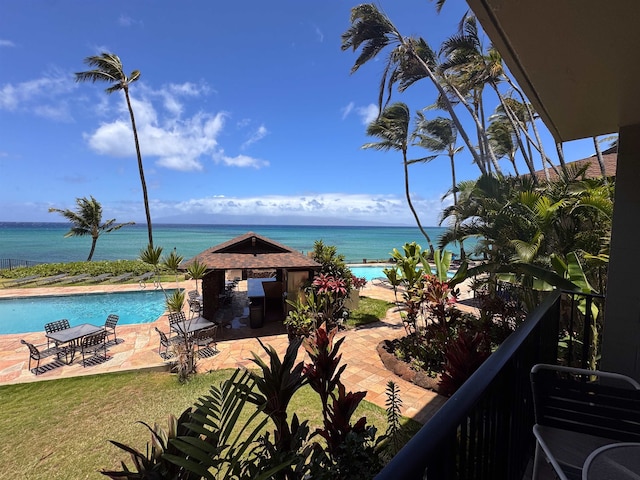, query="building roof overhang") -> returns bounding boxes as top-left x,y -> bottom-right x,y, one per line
467,0 -> 640,142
